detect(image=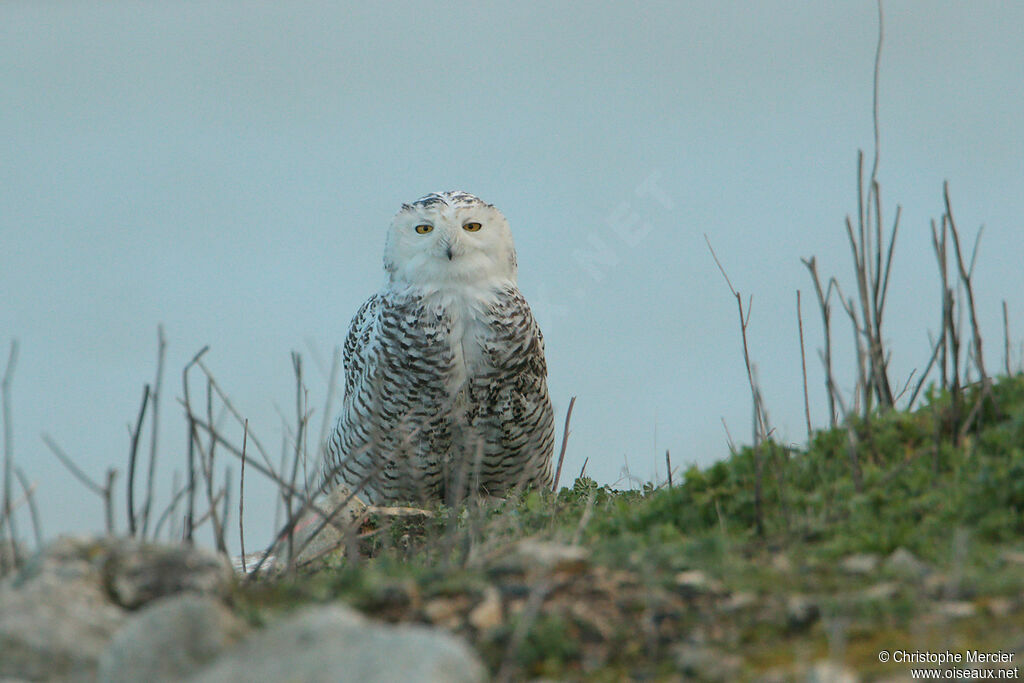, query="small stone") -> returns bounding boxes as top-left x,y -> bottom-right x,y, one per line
423,597 -> 466,629
861,582 -> 899,601
1000,550 -> 1024,566
839,553 -> 880,575
722,591 -> 758,611
506,540 -> 589,574
674,569 -> 723,594
771,553 -> 793,572
786,595 -> 820,631
922,572 -> 949,597
883,548 -> 929,579
467,586 -> 502,631
805,659 -> 859,683
568,601 -> 616,641
937,601 -> 977,619
986,597 -> 1014,618
674,643 -> 743,682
